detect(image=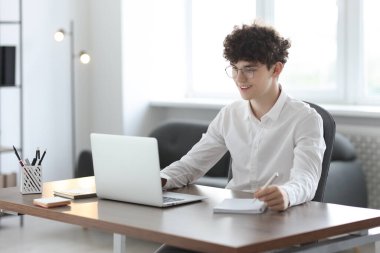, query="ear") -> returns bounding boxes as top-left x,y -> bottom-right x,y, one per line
272,62 -> 284,77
